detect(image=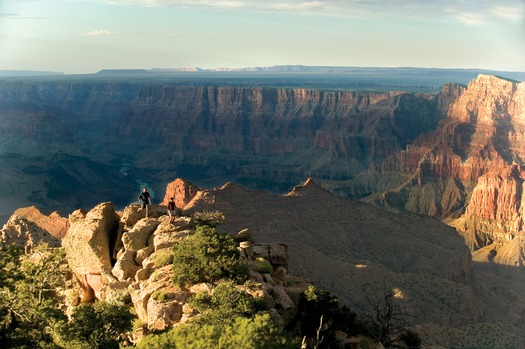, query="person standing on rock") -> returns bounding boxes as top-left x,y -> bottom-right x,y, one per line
167,197 -> 177,224
138,187 -> 152,217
